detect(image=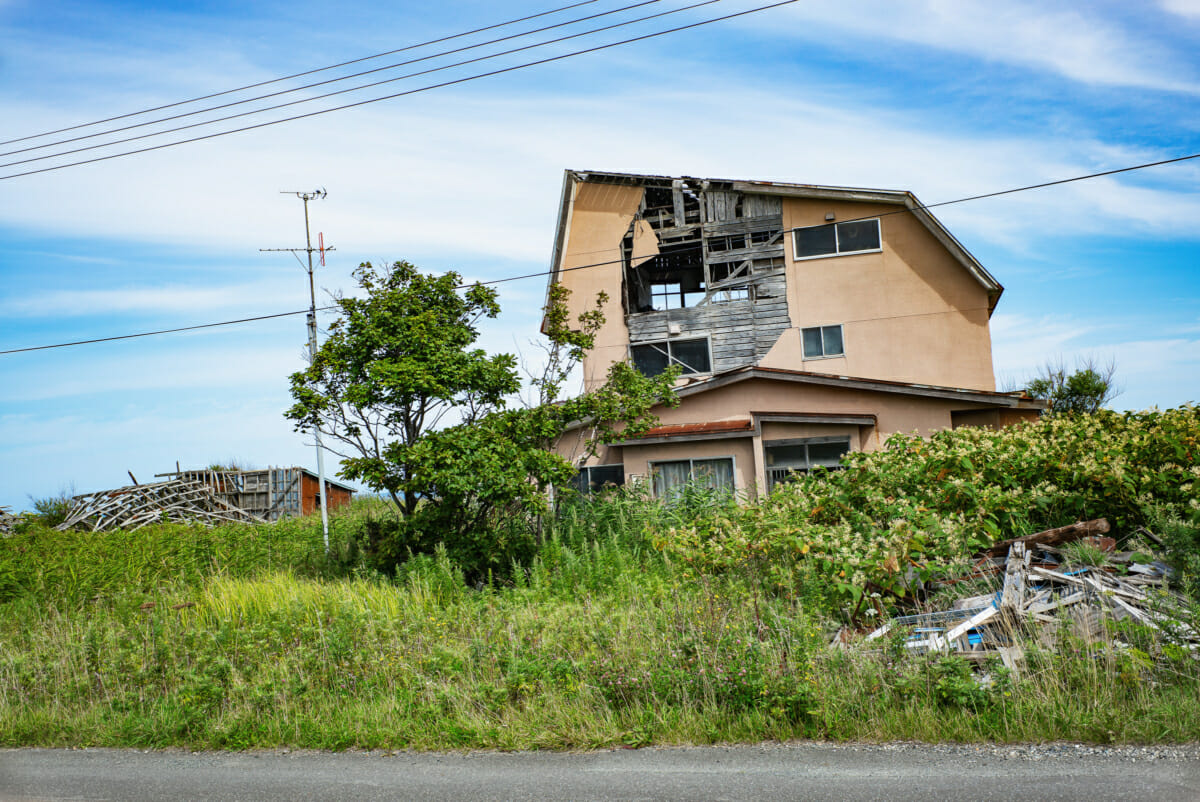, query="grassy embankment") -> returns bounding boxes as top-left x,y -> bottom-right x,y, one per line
2,408 -> 1199,750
